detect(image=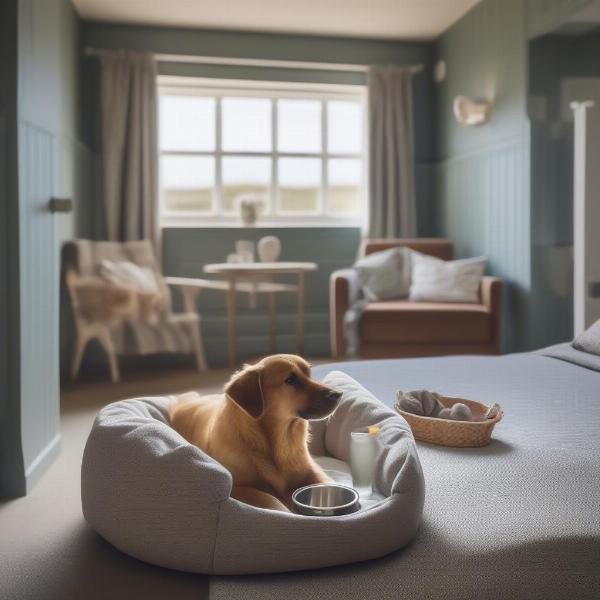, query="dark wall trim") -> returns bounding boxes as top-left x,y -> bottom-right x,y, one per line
0,0 -> 24,497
